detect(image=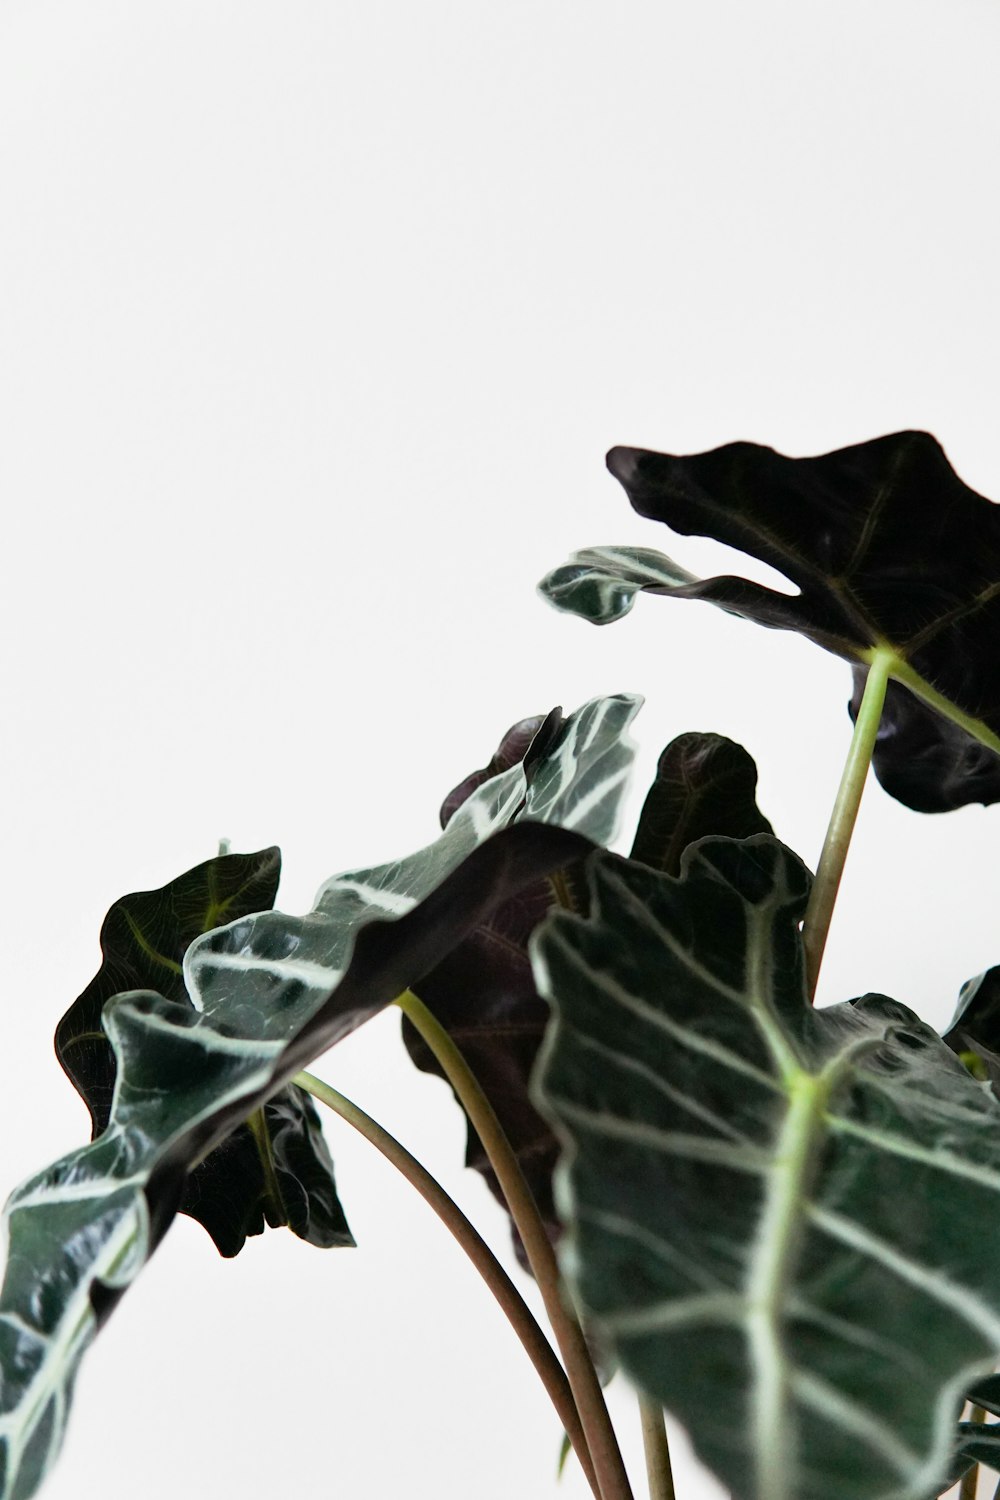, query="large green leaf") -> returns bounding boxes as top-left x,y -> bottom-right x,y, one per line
0,695 -> 636,1500
539,432 -> 1000,811
55,847 -> 351,1256
531,836 -> 1000,1500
